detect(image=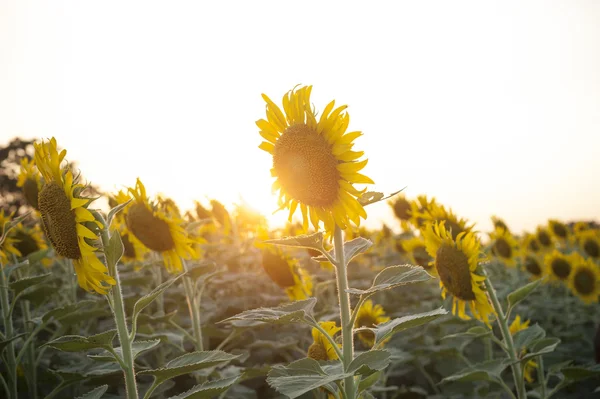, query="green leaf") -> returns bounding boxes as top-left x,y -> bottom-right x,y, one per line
104,231 -> 124,267
347,265 -> 433,295
0,212 -> 30,246
166,376 -> 240,399
89,339 -> 161,362
132,273 -> 184,329
513,324 -> 545,352
441,359 -> 510,384
10,273 -> 51,296
358,188 -> 405,206
138,350 -> 240,386
26,248 -> 51,265
372,308 -> 447,346
18,283 -> 59,306
267,358 -> 350,399
264,232 -> 324,252
186,261 -> 219,284
442,326 -> 492,340
0,333 -> 27,354
107,199 -> 132,228
520,337 -> 560,361
348,350 -> 391,375
357,370 -> 383,393
560,365 -> 600,382
219,298 -> 317,327
43,330 -> 117,352
507,279 -> 542,311
75,385 -> 108,399
343,237 -> 373,262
